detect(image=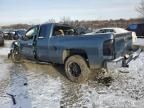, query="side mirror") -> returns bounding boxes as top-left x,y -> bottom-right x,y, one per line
21,36 -> 28,41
